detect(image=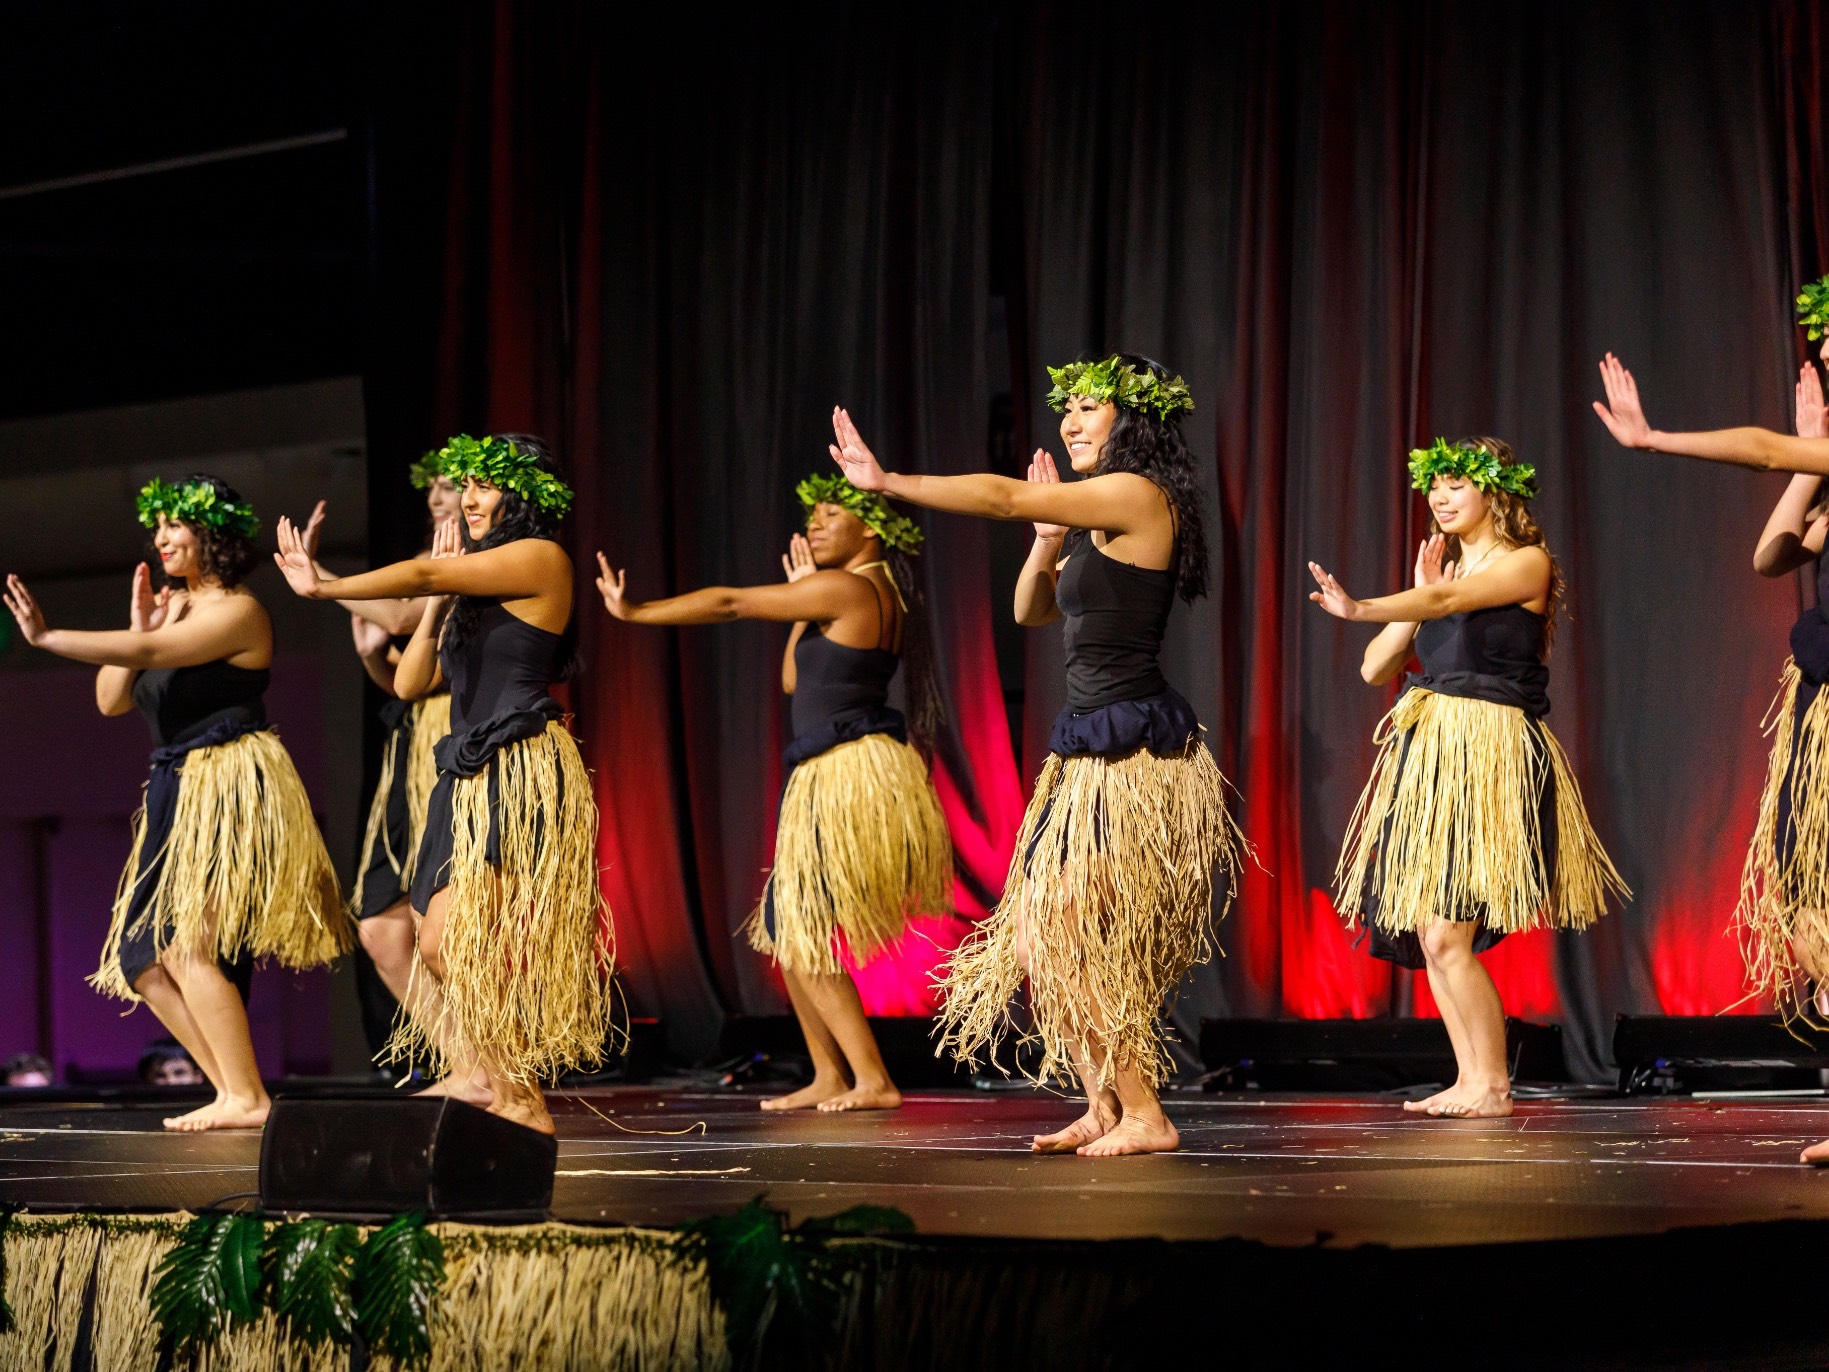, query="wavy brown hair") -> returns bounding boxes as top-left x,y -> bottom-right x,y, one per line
1426,436 -> 1564,644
